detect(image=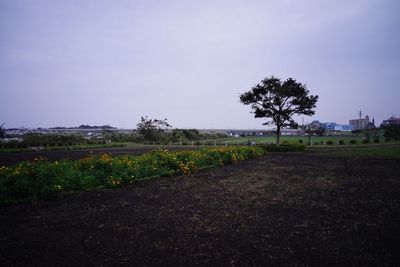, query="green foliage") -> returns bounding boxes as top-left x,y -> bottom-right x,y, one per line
350,140 -> 357,144
326,140 -> 334,145
259,144 -> 305,152
134,117 -> 227,144
329,145 -> 400,159
136,116 -> 172,142
0,146 -> 264,204
0,123 -> 5,139
239,76 -> 318,144
338,140 -> 344,145
23,133 -> 86,146
384,126 -> 400,141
